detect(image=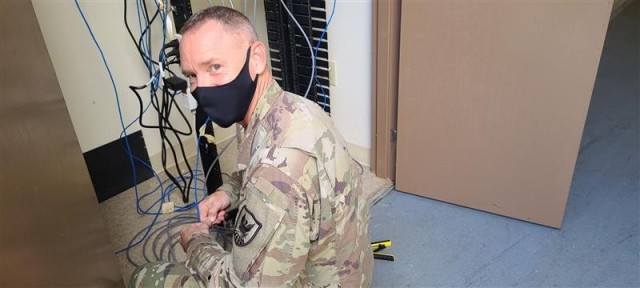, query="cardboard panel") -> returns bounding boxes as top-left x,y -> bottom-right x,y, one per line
0,1 -> 123,286
395,0 -> 612,228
